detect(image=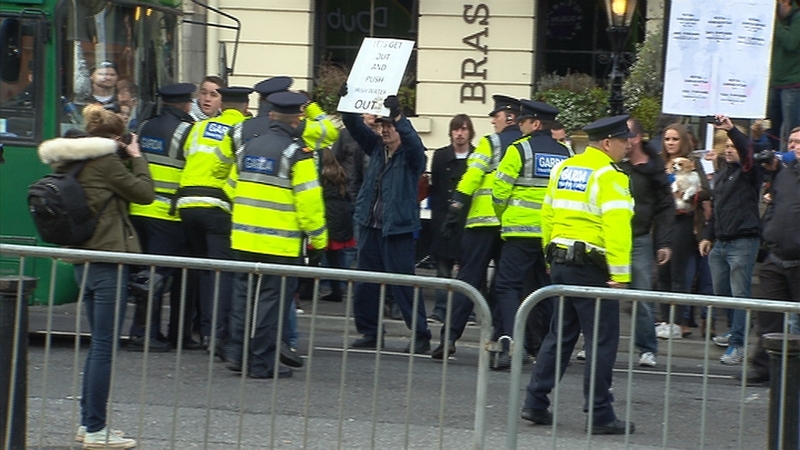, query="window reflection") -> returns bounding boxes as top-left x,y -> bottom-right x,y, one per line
0,17 -> 37,140
61,1 -> 177,134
